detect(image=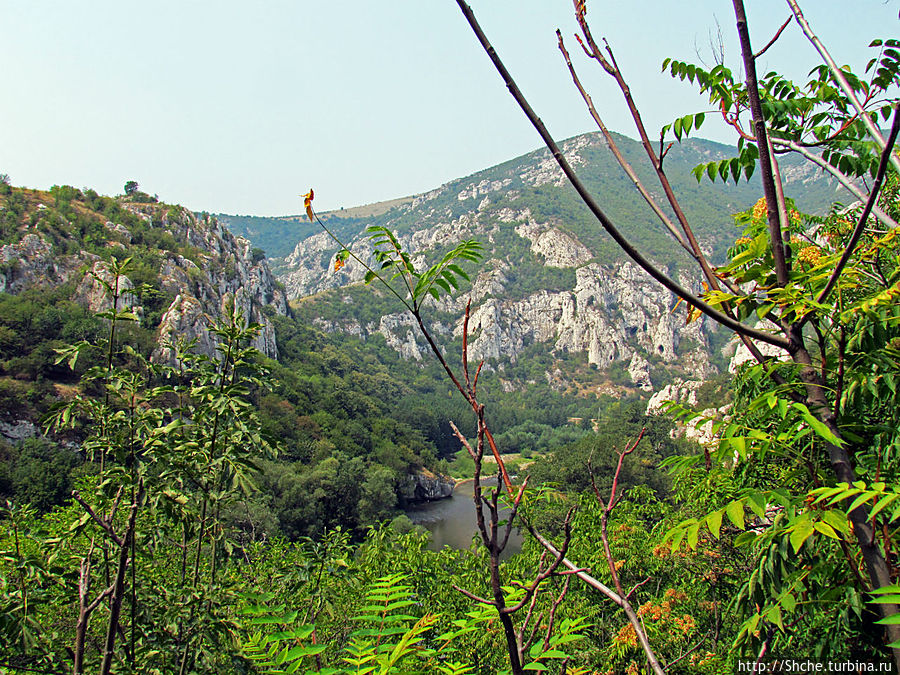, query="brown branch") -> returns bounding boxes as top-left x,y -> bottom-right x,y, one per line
815,103 -> 900,306
449,420 -> 477,461
557,30 -> 693,255
541,576 -> 571,652
72,488 -> 124,547
454,0 -> 789,350
500,477 -> 530,552
502,516 -> 572,615
753,15 -> 792,59
786,0 -> 900,174
572,3 -> 737,299
770,137 -> 899,231
733,0 -> 790,288
451,584 -> 494,606
666,627 -> 715,670
625,576 -> 652,602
